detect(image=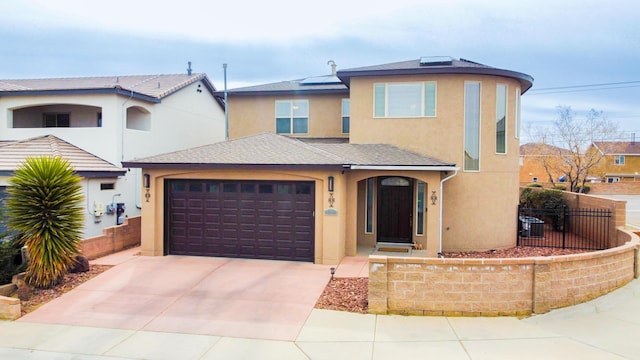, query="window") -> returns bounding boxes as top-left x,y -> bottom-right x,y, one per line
43,113 -> 70,127
496,84 -> 507,154
373,82 -> 436,118
365,178 -> 374,233
342,99 -> 350,134
532,177 -> 538,182
240,184 -> 255,193
276,100 -> 308,134
515,88 -> 521,139
614,155 -> 625,165
97,112 -> 102,127
100,183 -> 115,190
464,82 -> 481,171
416,181 -> 425,235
